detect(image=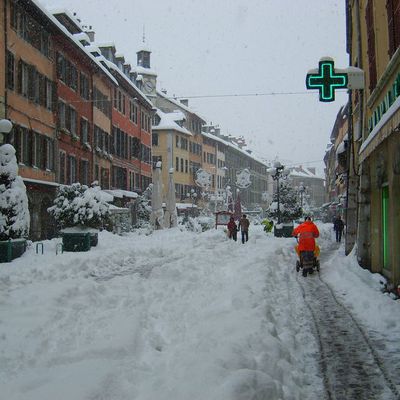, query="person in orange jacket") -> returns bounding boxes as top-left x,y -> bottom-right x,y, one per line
292,216 -> 319,252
